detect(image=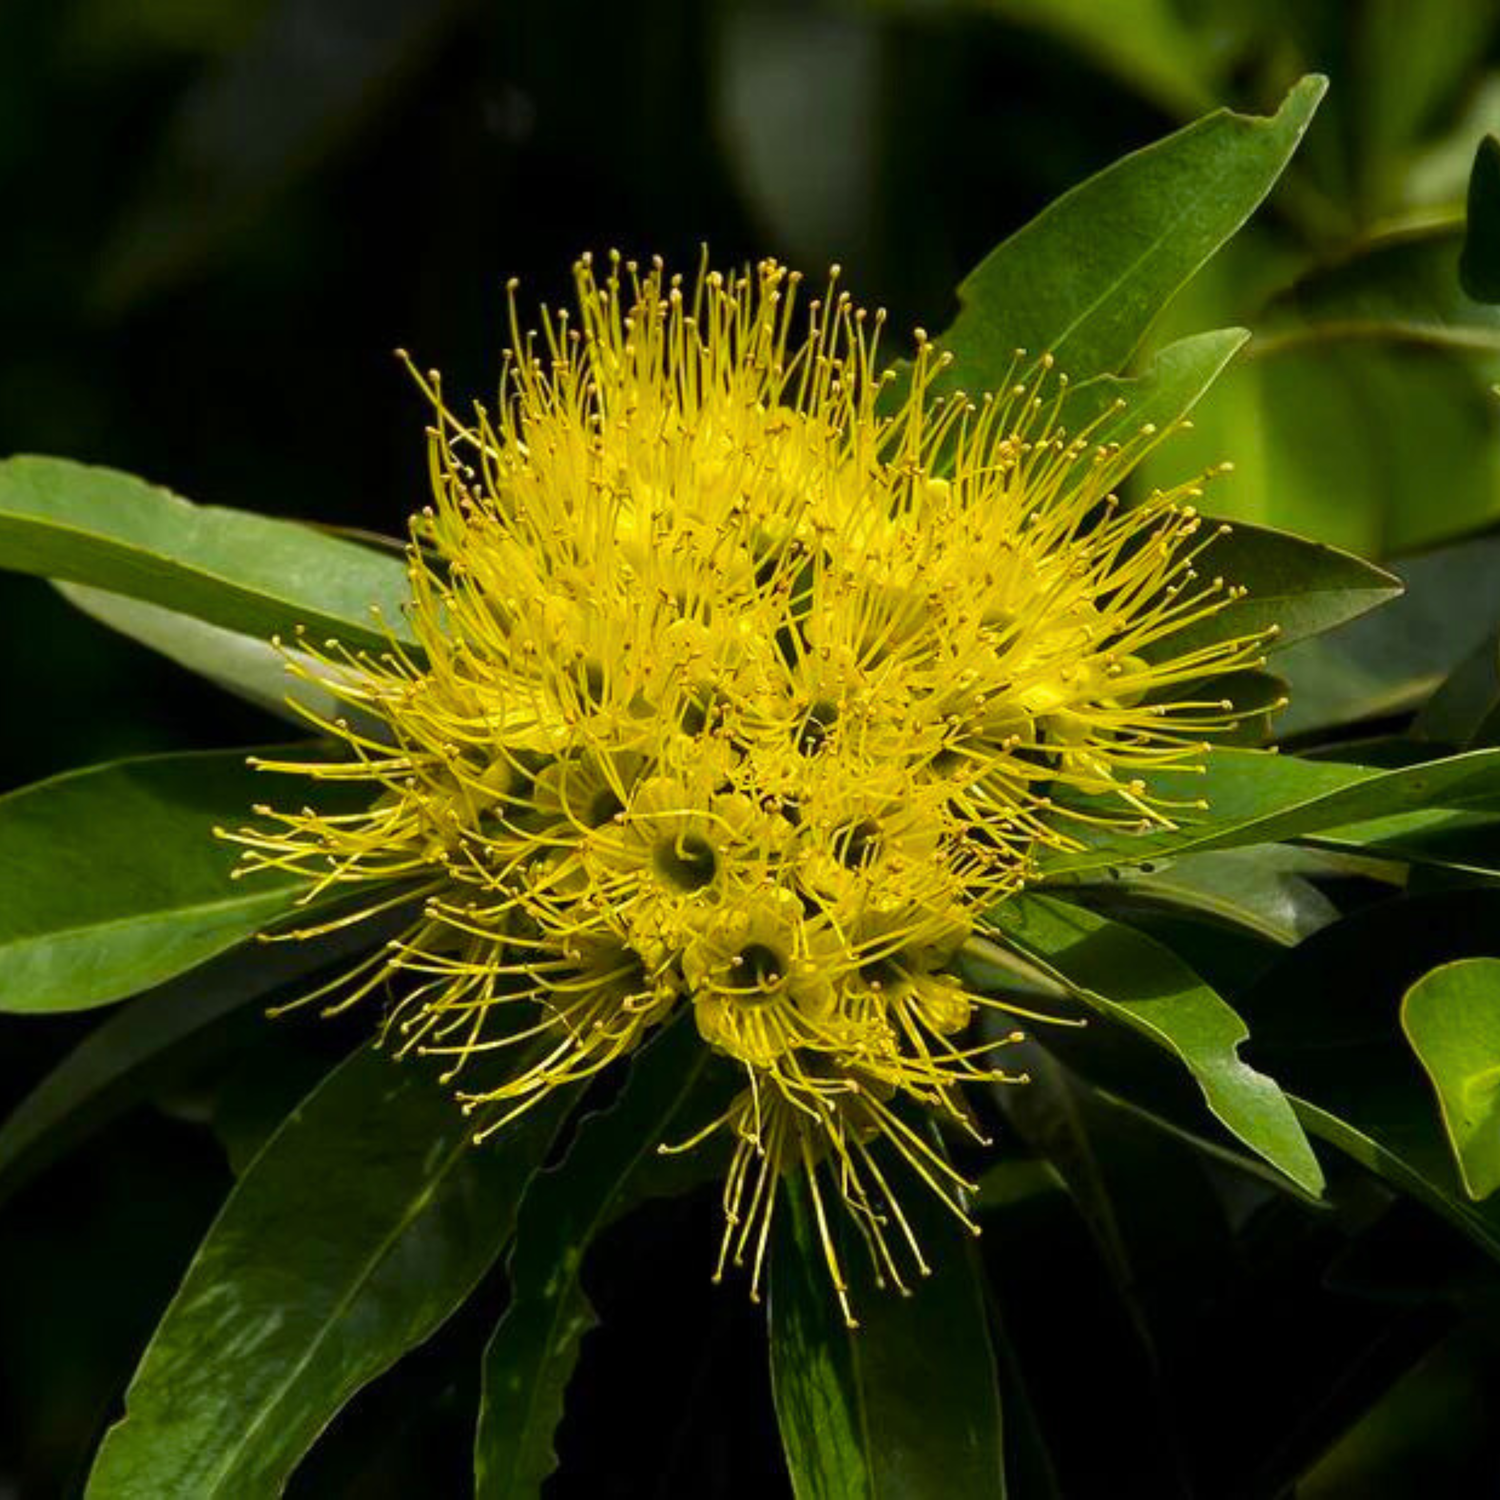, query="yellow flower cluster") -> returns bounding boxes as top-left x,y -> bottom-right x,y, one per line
229,254 -> 1260,1324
